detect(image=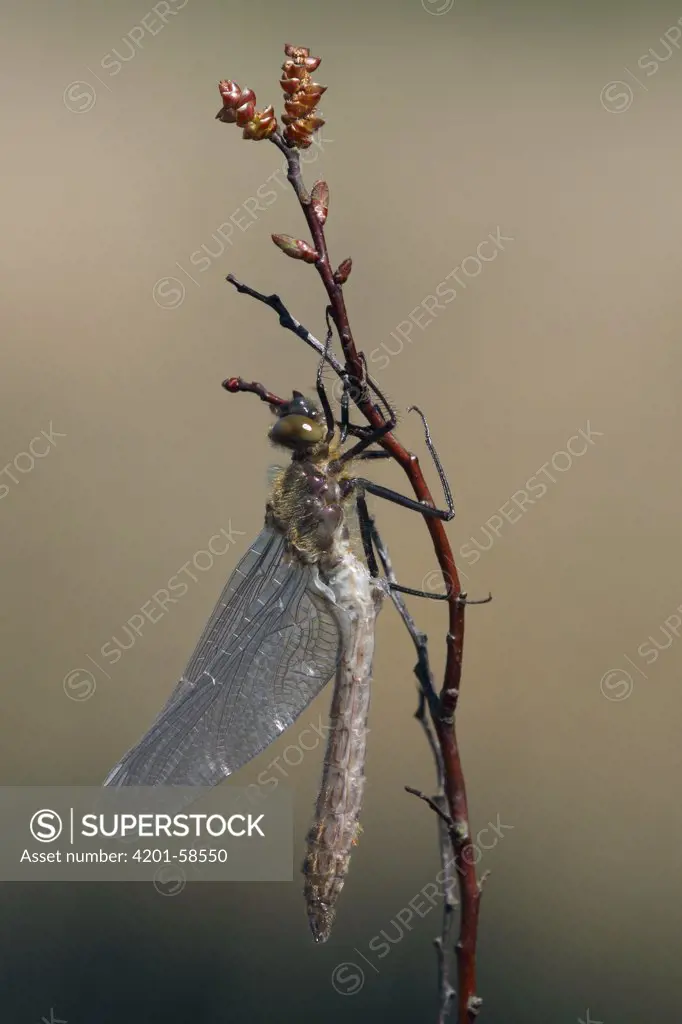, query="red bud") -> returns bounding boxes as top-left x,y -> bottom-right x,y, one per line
311,180 -> 329,225
334,258 -> 352,284
271,234 -> 319,263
